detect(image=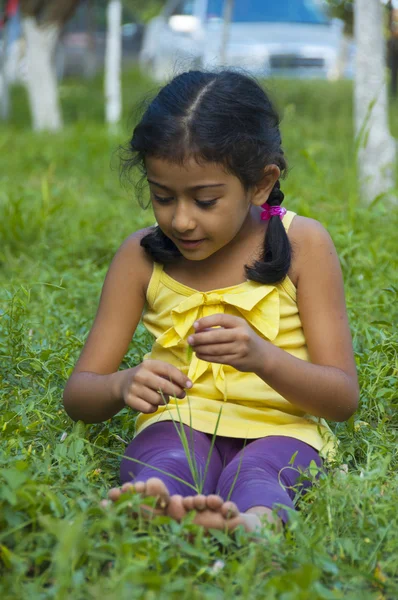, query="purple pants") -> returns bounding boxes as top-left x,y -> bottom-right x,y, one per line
120,422 -> 322,522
